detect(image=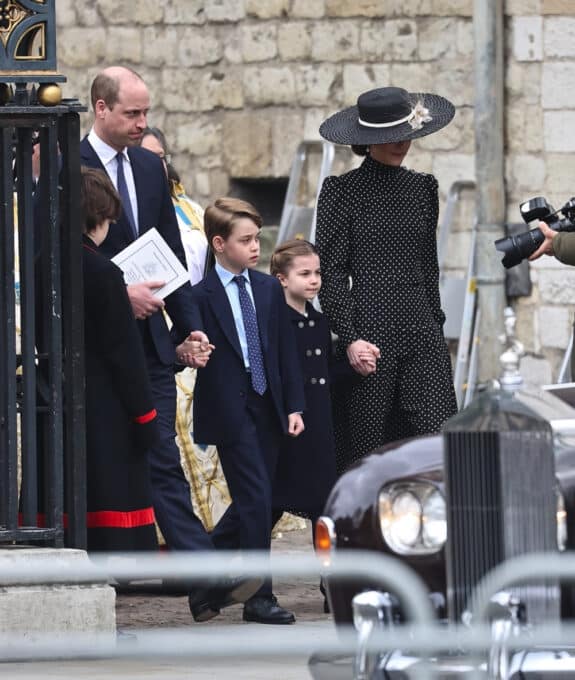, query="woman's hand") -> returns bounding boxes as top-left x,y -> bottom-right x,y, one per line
356,350 -> 377,375
347,339 -> 380,376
